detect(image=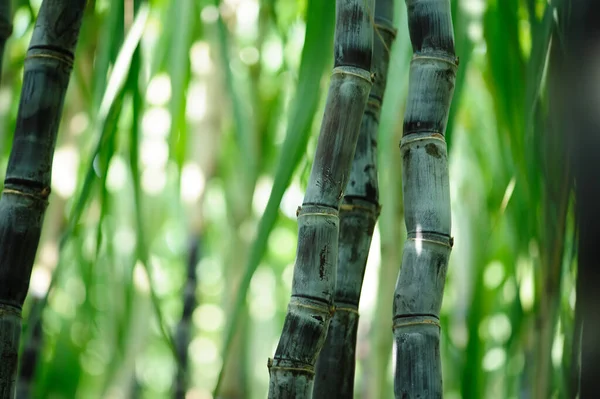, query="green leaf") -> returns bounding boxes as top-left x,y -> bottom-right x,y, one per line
213,0 -> 335,394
